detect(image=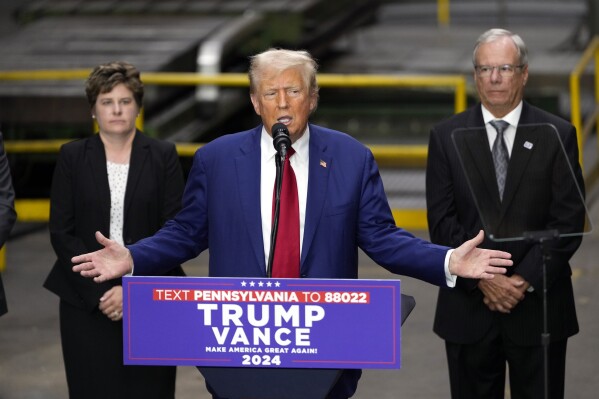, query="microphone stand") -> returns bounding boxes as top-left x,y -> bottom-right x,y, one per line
523,229 -> 558,399
267,152 -> 285,278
